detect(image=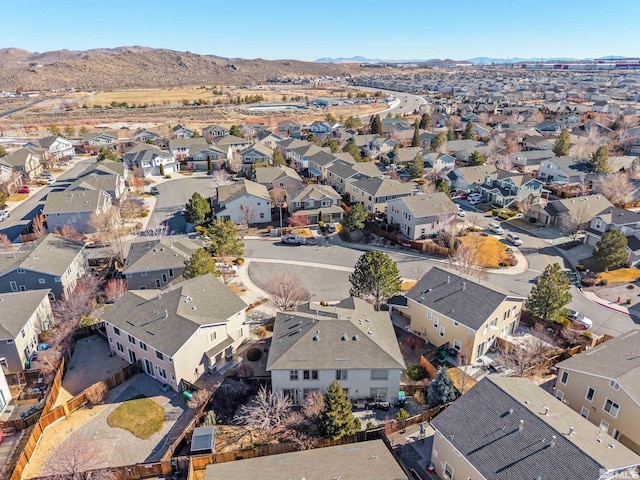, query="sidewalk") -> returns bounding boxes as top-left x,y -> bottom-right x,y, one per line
579,289 -> 636,317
